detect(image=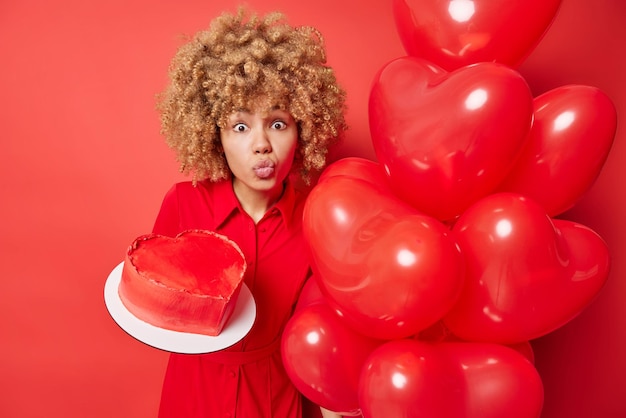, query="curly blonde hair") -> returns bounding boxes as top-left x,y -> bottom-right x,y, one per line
157,8 -> 347,185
